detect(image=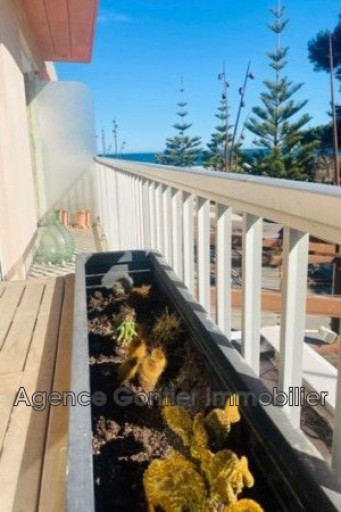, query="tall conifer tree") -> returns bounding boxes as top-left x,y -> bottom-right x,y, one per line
156,83 -> 201,167
246,2 -> 317,180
